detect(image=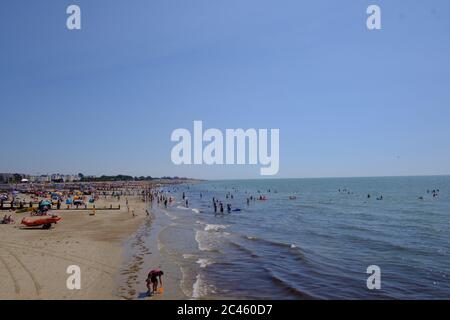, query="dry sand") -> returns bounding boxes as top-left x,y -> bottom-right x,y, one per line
0,196 -> 148,299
